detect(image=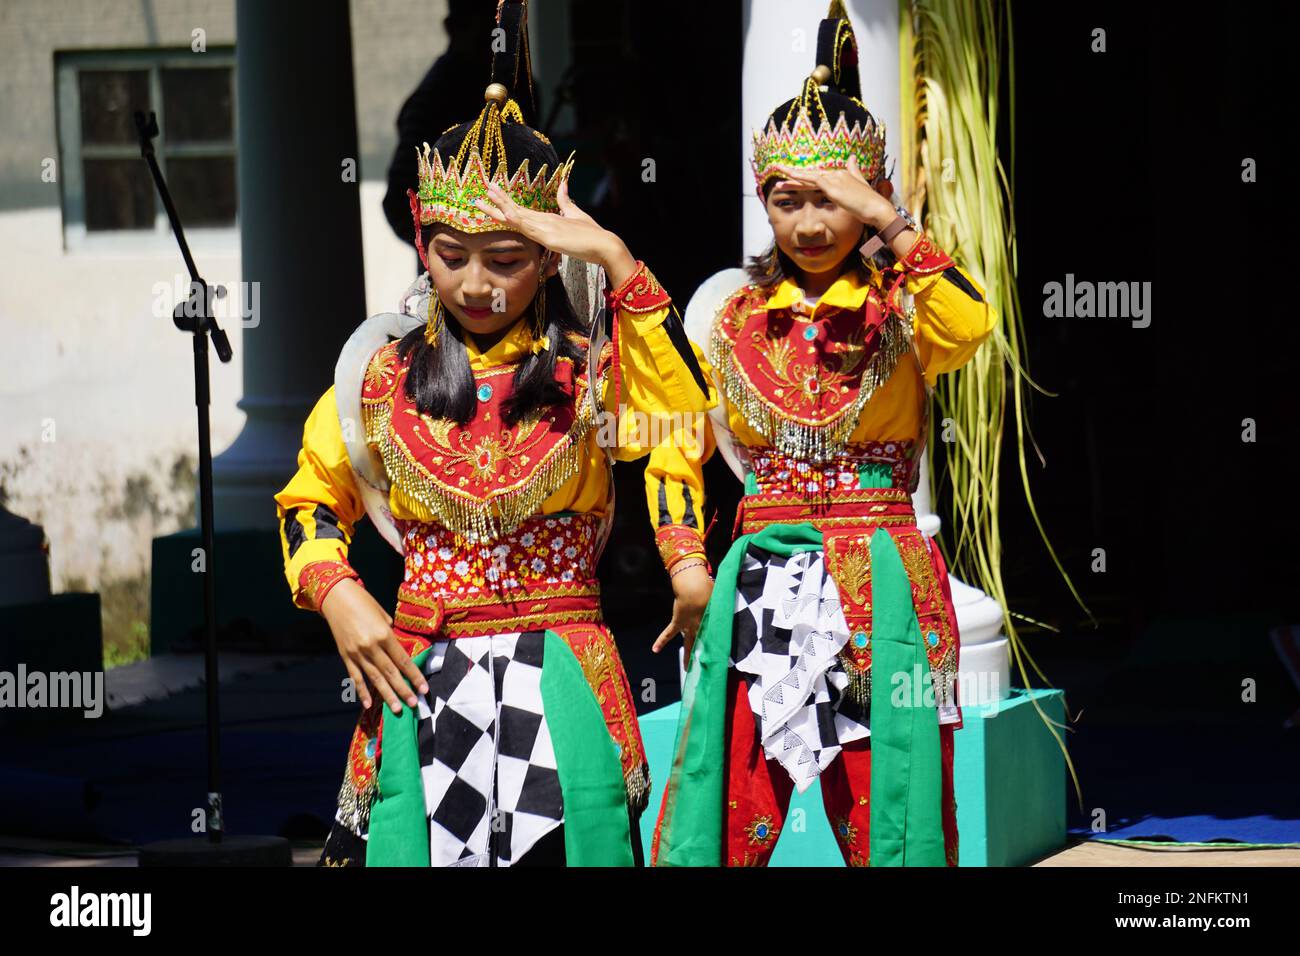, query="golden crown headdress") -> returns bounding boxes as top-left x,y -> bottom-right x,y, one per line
413,84 -> 575,234
750,2 -> 888,194
406,0 -> 573,265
